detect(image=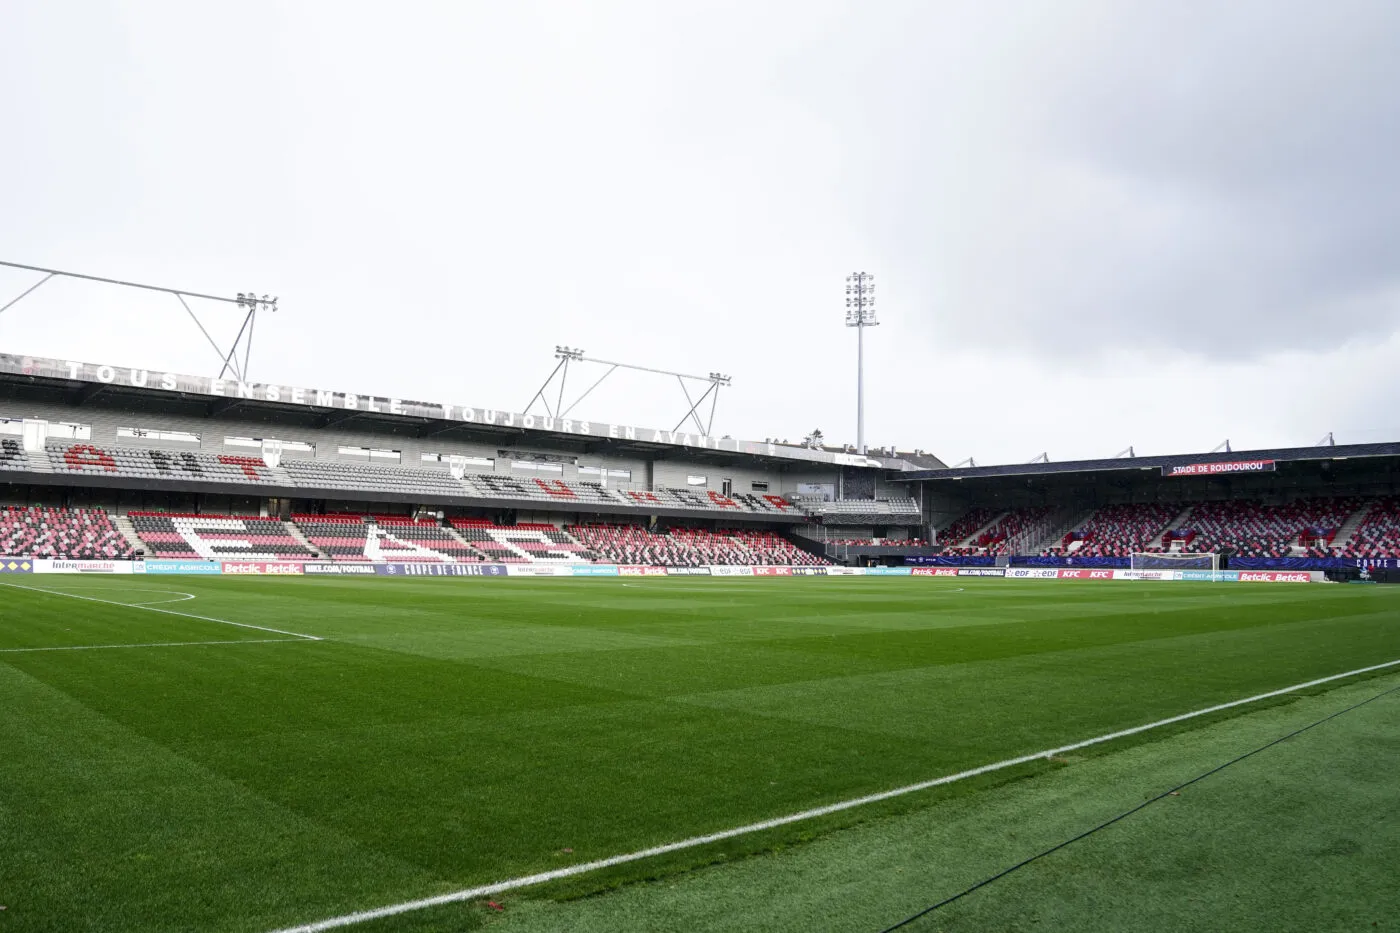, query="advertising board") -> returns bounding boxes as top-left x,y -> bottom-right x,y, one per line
752,566 -> 794,576
865,567 -> 912,576
1180,570 -> 1241,582
506,565 -> 575,577
825,566 -> 865,575
140,560 -> 223,575
0,558 -> 34,574
791,566 -> 829,576
1005,568 -> 1061,579
571,565 -> 620,577
1112,570 -> 1180,582
303,562 -> 378,576
665,567 -> 712,576
958,568 -> 1005,577
376,563 -> 509,576
33,559 -> 136,574
1237,571 -> 1312,583
618,566 -> 669,577
912,568 -> 960,577
1056,569 -> 1116,580
221,561 -> 305,576
709,566 -> 754,577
